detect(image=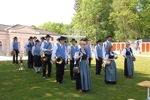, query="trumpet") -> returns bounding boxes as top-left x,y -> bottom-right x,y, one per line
55,56 -> 63,64
40,51 -> 48,61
